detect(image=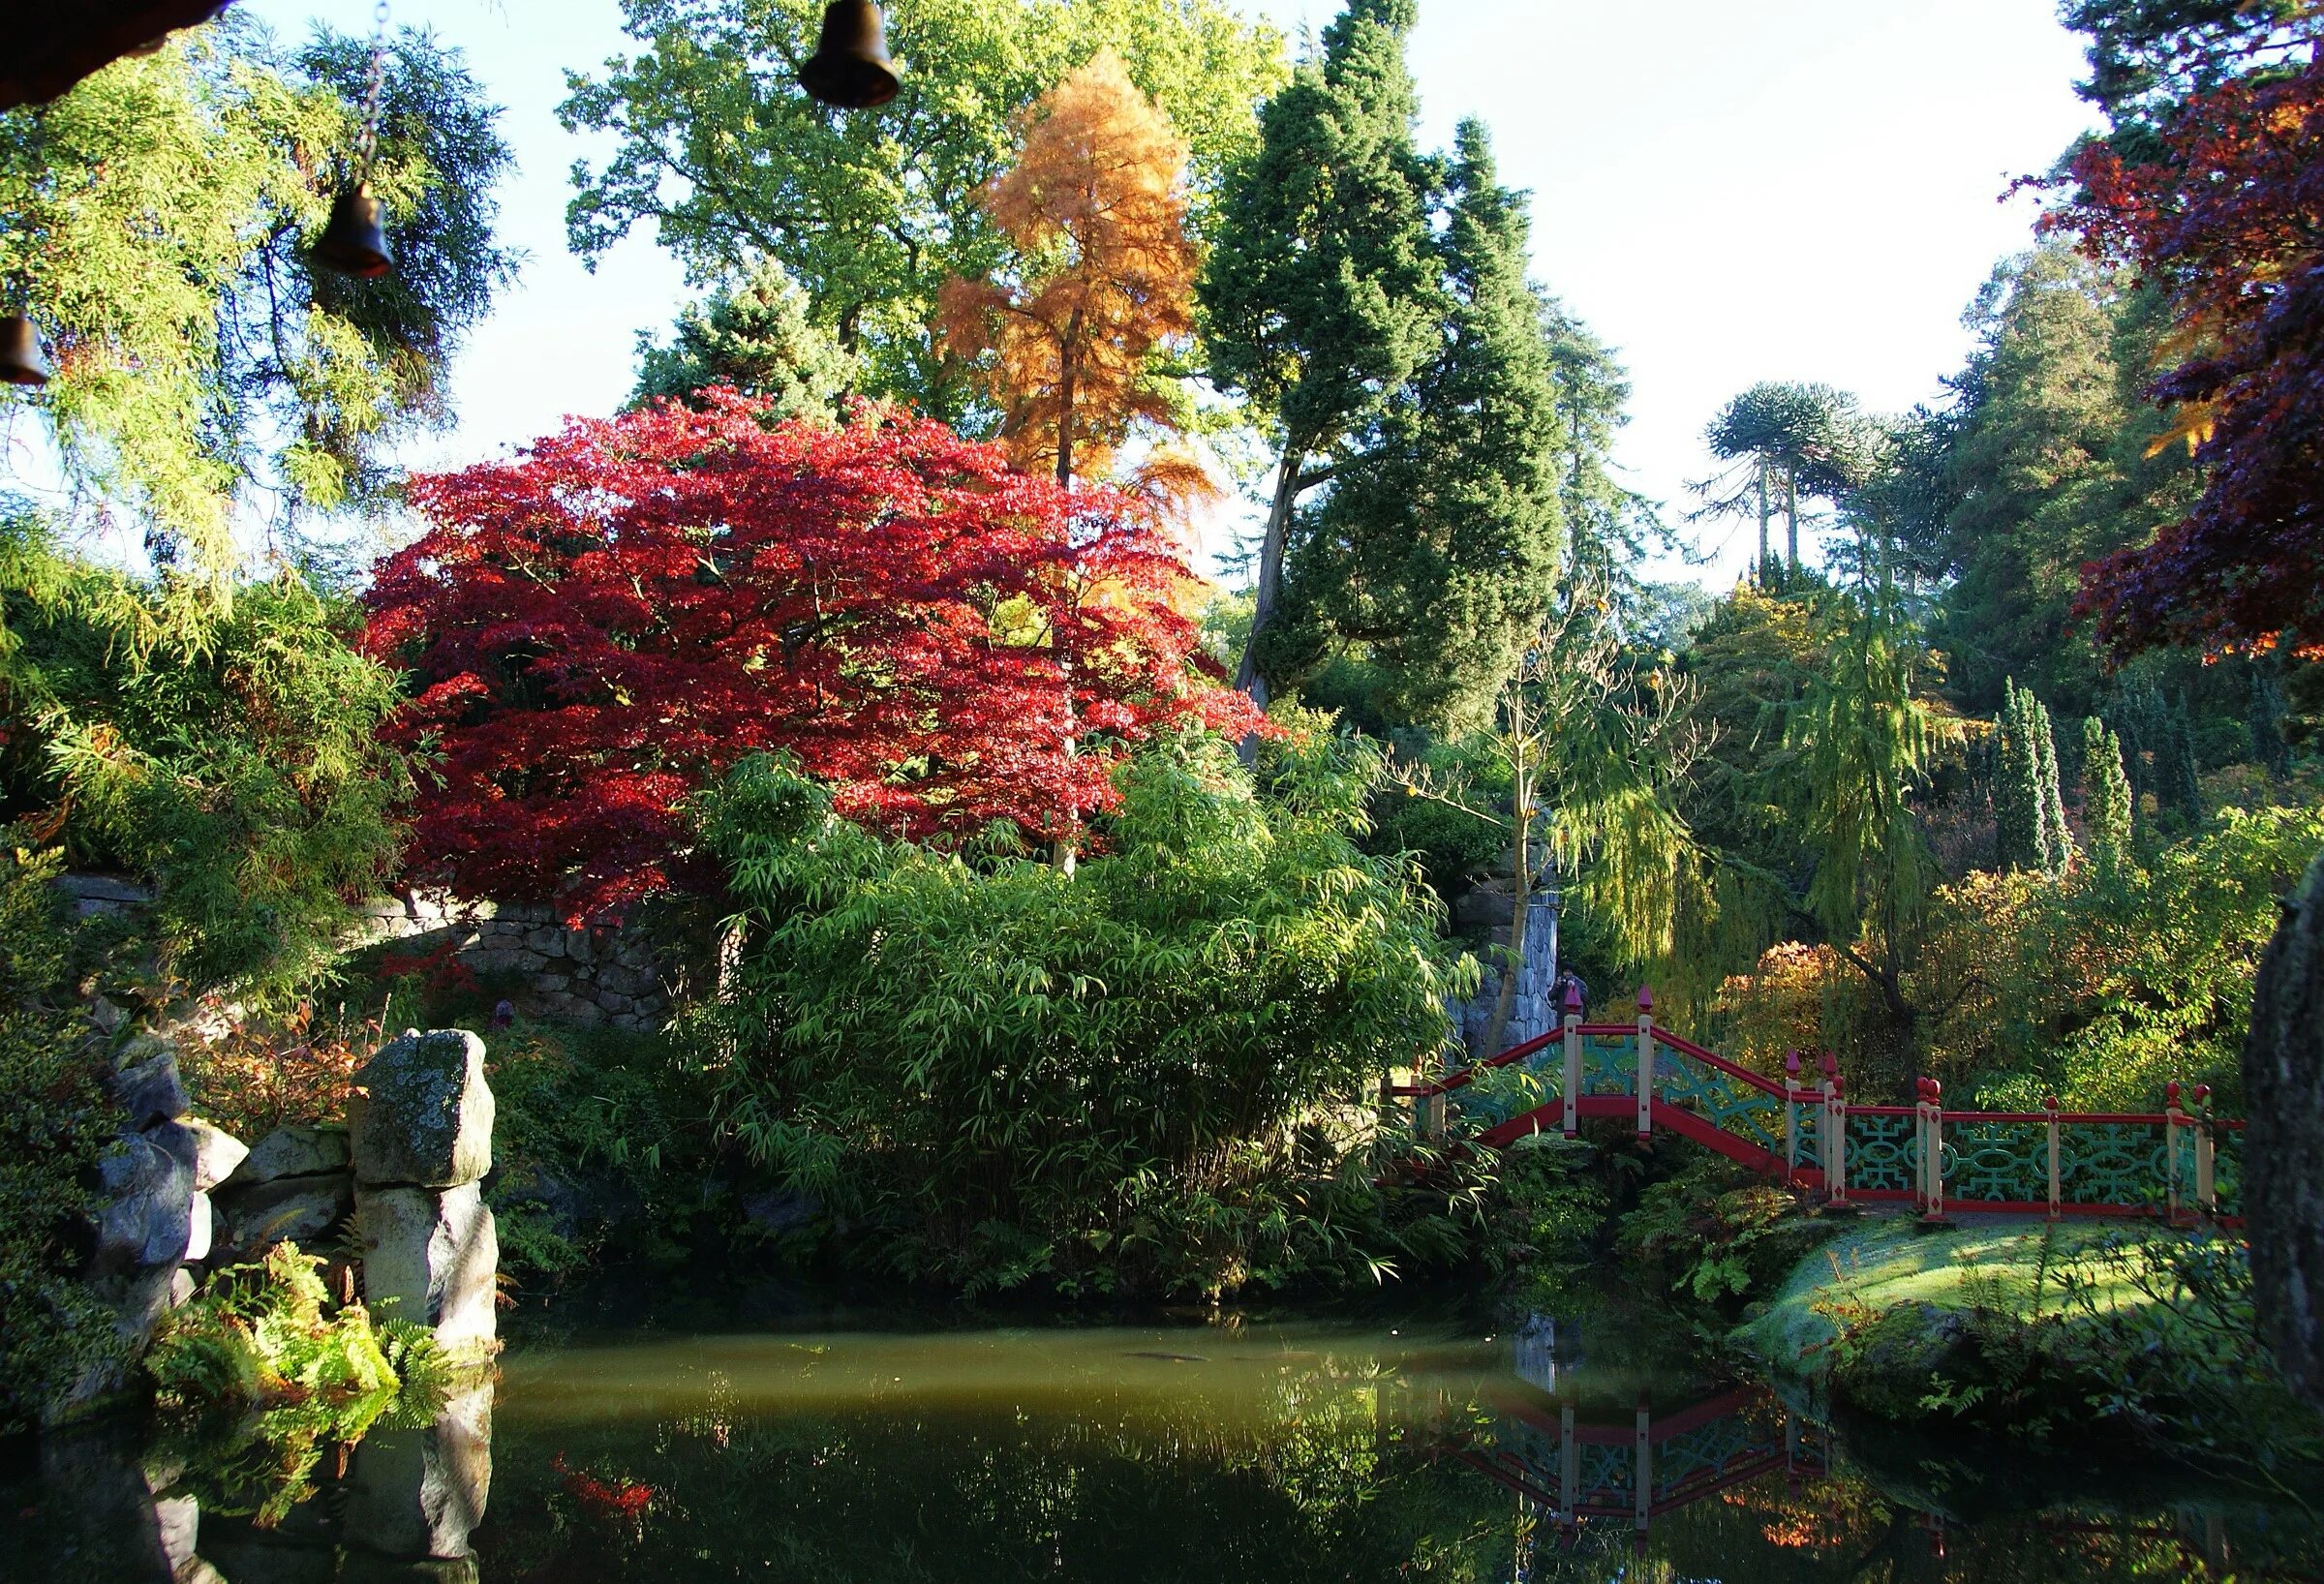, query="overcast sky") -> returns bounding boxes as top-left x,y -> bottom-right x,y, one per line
233,0 -> 2102,586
